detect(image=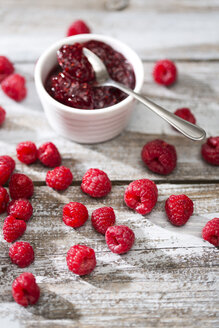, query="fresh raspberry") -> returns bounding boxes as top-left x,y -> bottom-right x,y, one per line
67,20 -> 91,37
141,139 -> 177,175
66,245 -> 96,275
81,168 -> 111,198
0,155 -> 16,172
124,179 -> 158,215
202,218 -> 219,247
0,56 -> 14,82
0,162 -> 11,186
38,142 -> 61,167
91,207 -> 116,234
0,106 -> 6,126
165,194 -> 194,226
153,59 -> 177,86
3,215 -> 26,242
201,137 -> 219,166
46,166 -> 73,191
9,241 -> 34,268
105,225 -> 135,254
12,272 -> 40,307
1,74 -> 27,102
63,202 -> 88,228
9,173 -> 34,199
0,186 -> 9,214
7,199 -> 33,222
174,108 -> 196,125
16,141 -> 38,165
